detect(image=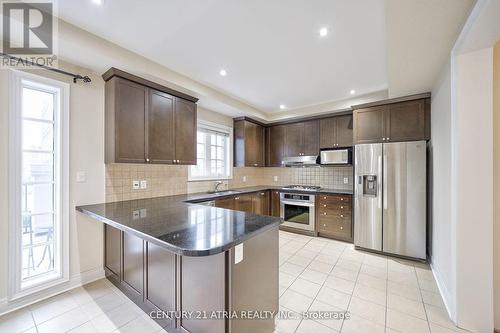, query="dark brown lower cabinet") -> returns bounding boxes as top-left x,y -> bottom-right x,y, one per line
234,194 -> 253,213
214,197 -> 234,209
122,232 -> 144,301
145,243 -> 176,328
104,224 -> 121,280
104,224 -> 279,333
270,191 -> 281,217
316,194 -> 353,242
180,254 -> 226,333
252,191 -> 270,215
